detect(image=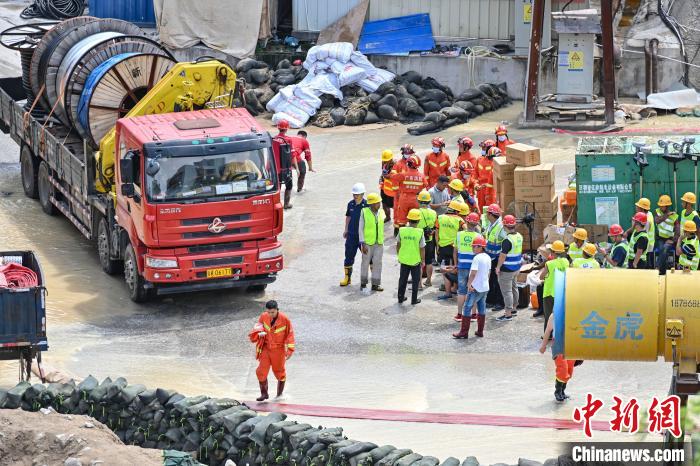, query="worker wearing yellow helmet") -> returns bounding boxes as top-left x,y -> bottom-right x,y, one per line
539,240 -> 569,332
397,209 -> 426,305
626,197 -> 655,263
448,175 -> 478,213
677,220 -> 700,271
567,228 -> 588,262
379,149 -> 396,223
435,199 -> 466,271
416,190 -> 437,287
655,194 -> 679,275
359,193 -> 386,293
680,192 -> 700,236
571,243 -> 600,269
